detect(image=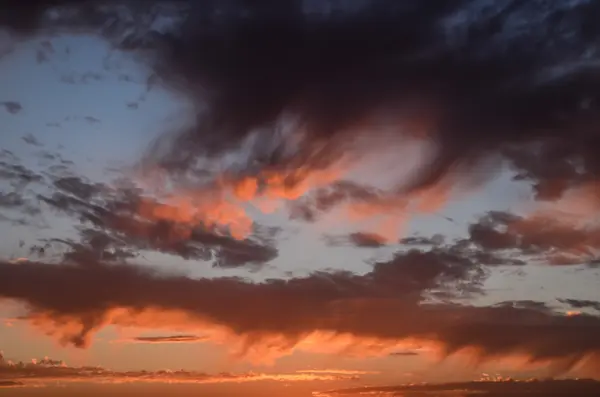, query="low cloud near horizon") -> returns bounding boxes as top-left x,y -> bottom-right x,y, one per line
316,378 -> 600,397
1,256 -> 600,375
0,351 -> 361,388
